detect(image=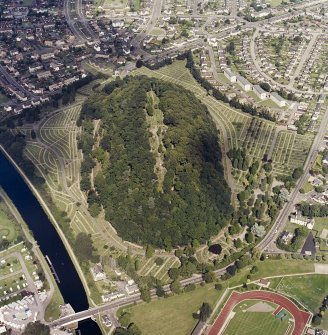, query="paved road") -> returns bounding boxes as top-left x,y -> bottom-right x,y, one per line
131,0 -> 163,48
0,64 -> 36,99
50,275 -> 204,328
250,27 -> 323,95
258,95 -> 328,251
63,0 -> 96,42
288,33 -> 320,88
